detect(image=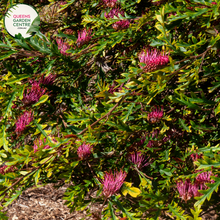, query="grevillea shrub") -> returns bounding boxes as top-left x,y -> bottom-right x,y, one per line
1,0 -> 220,219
